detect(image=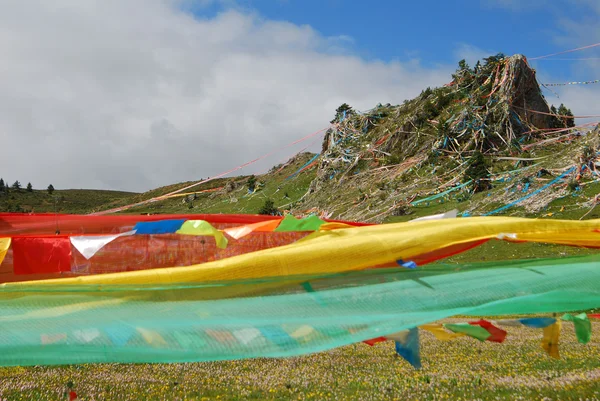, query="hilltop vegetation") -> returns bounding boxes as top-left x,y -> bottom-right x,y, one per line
0,179 -> 135,214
